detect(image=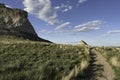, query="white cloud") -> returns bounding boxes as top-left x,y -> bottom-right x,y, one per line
103,30 -> 120,37
74,20 -> 102,32
40,20 -> 103,35
62,5 -> 72,12
78,0 -> 87,3
54,20 -> 103,33
107,30 -> 120,34
62,8 -> 69,12
55,22 -> 70,30
23,0 -> 58,25
54,6 -> 60,10
55,4 -> 72,12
